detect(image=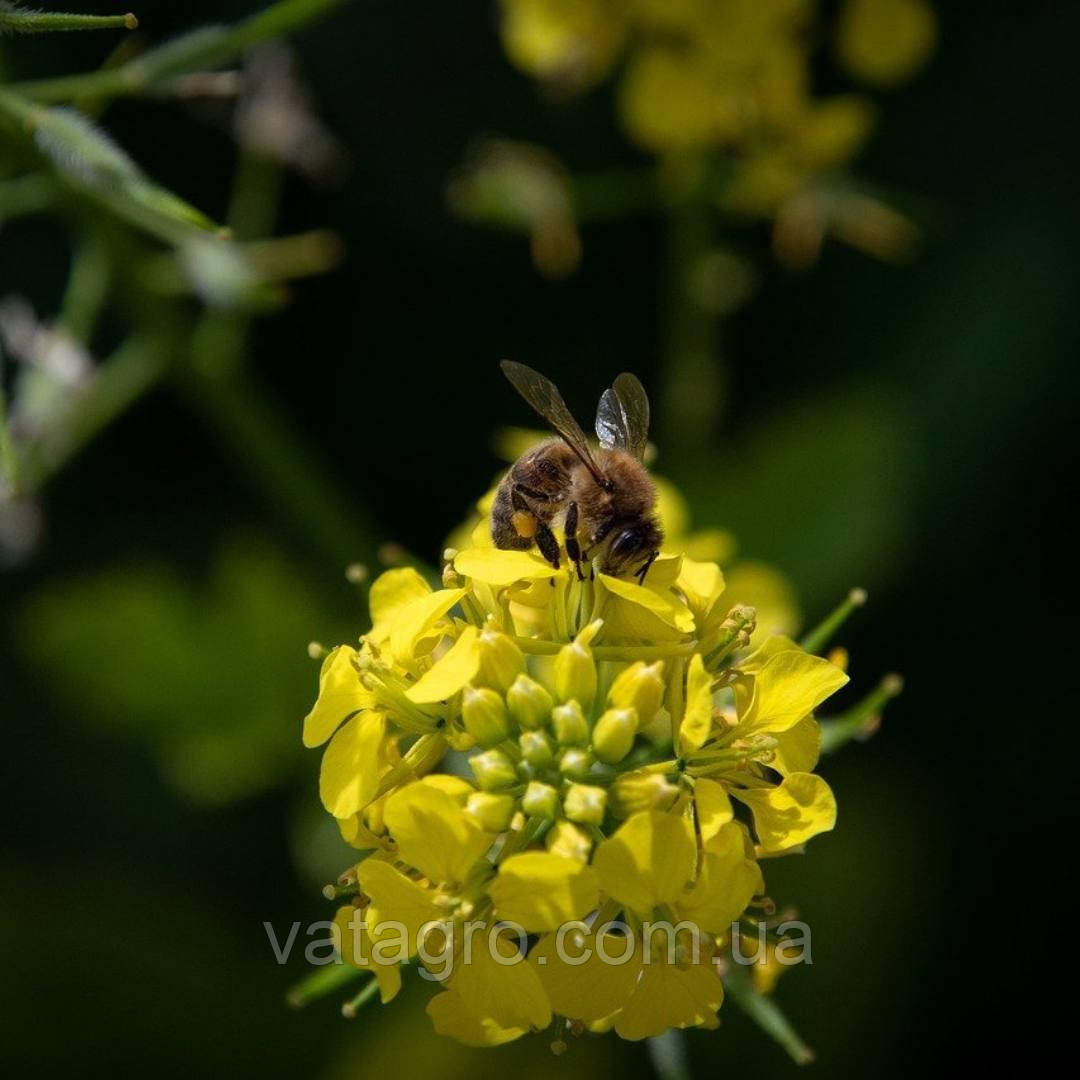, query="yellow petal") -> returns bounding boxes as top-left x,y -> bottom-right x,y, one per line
318,711 -> 391,818
694,777 -> 734,847
332,905 -> 402,1003
368,567 -> 431,641
678,833 -> 763,934
427,989 -> 526,1046
450,929 -> 551,1033
406,625 -> 482,703
530,929 -> 641,1022
732,773 -> 837,854
678,653 -> 713,755
302,645 -> 374,748
454,547 -> 561,587
357,858 -> 442,958
596,572 -> 694,643
489,852 -> 599,932
593,810 -> 695,917
388,587 -> 467,666
677,557 -> 726,619
771,716 -> 822,775
738,647 -> 848,734
614,961 -> 723,1041
383,782 -> 492,886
